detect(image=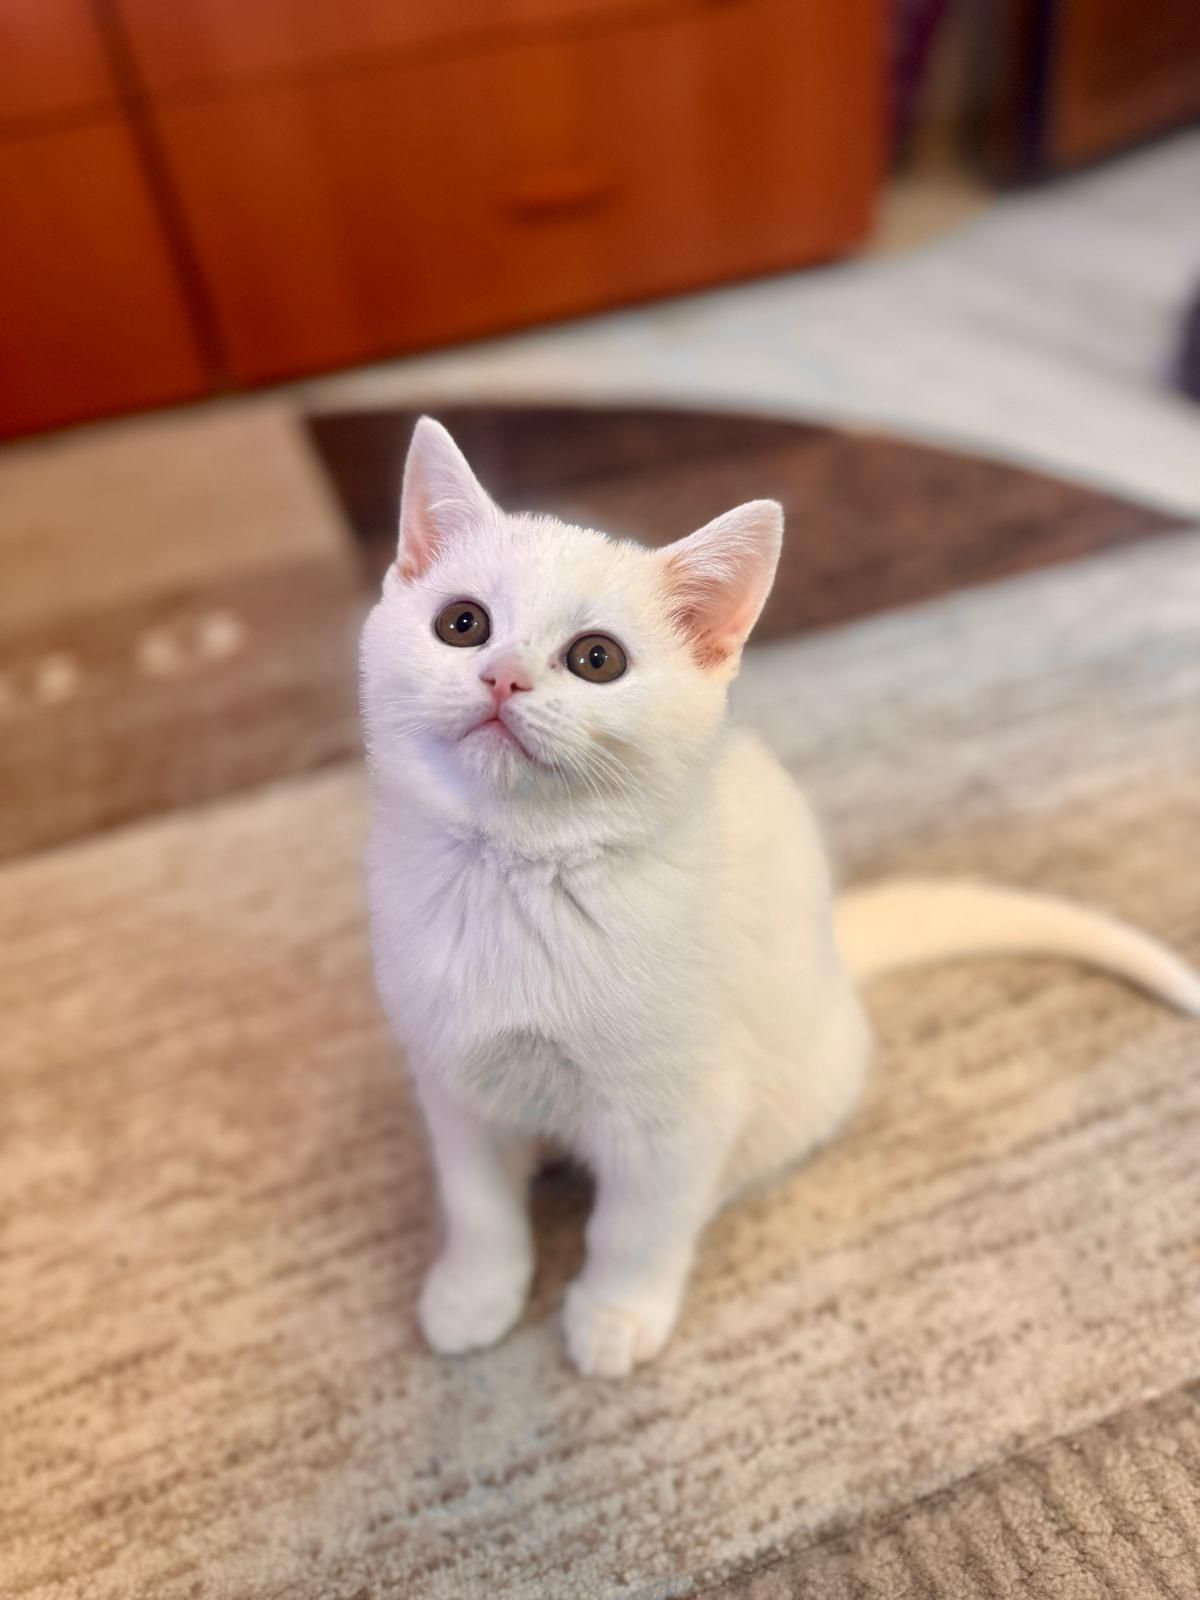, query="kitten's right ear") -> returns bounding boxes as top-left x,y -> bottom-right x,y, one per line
396,417 -> 495,580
